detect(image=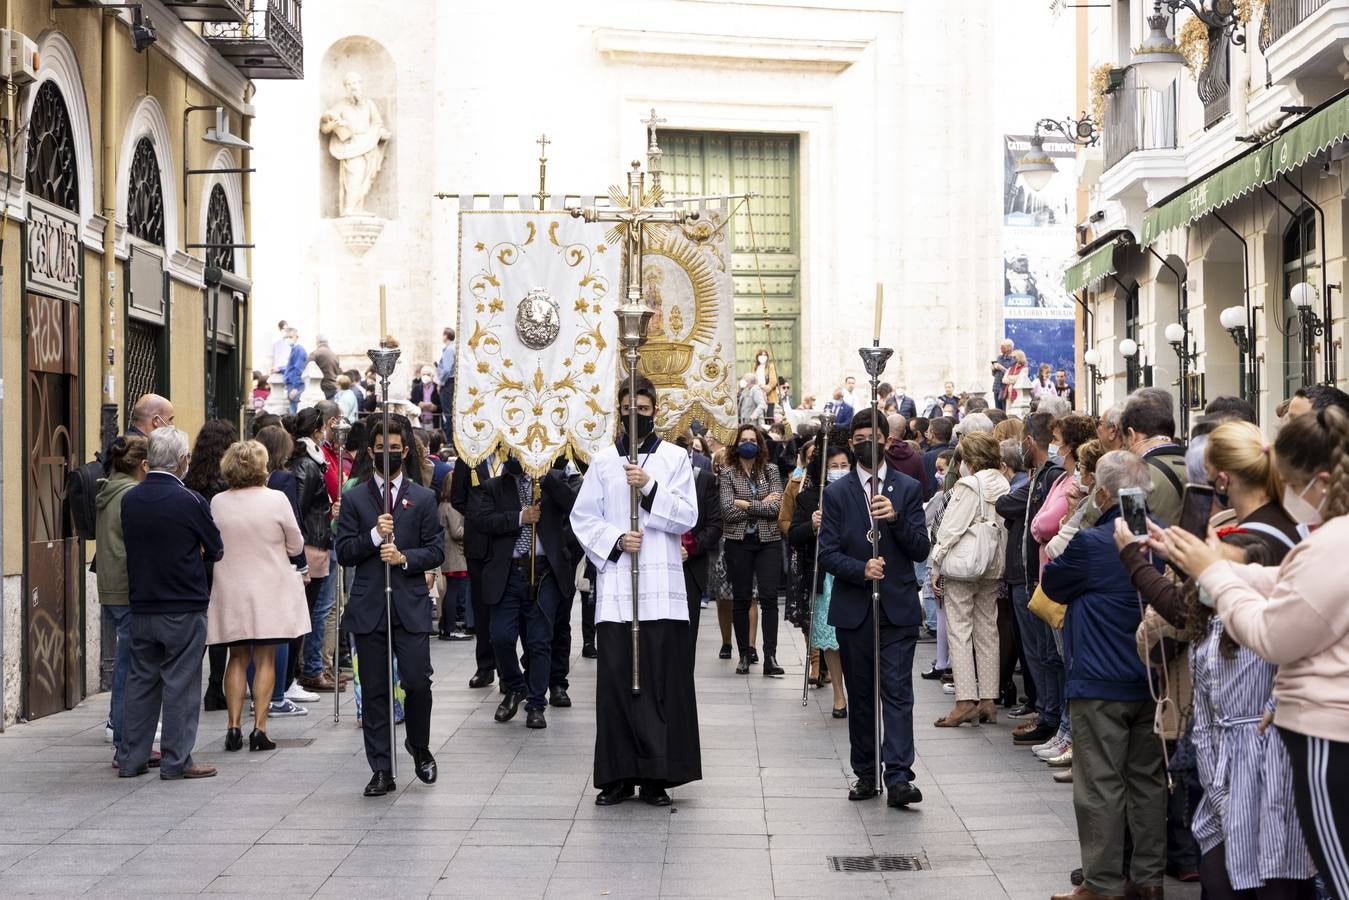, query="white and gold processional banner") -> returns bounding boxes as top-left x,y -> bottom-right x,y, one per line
639,199 -> 737,442
454,211 -> 621,475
